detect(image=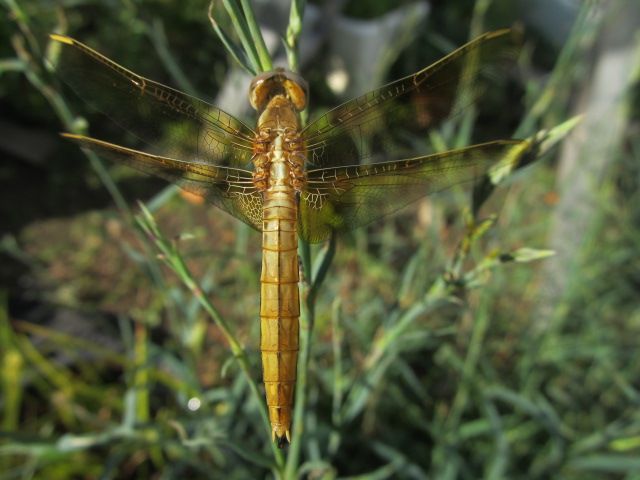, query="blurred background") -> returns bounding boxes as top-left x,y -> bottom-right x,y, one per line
1,0 -> 639,478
